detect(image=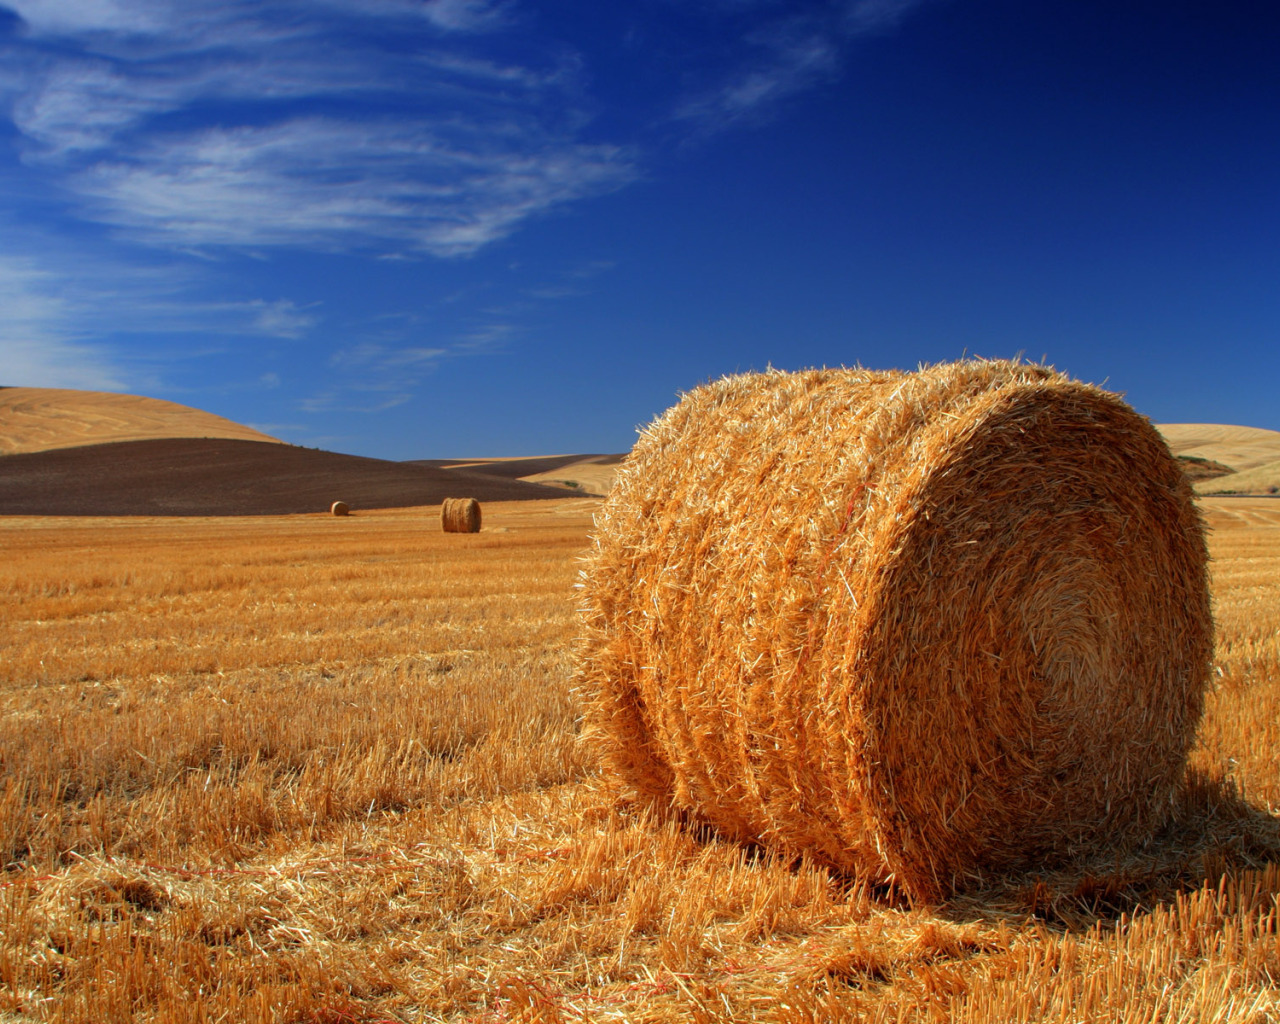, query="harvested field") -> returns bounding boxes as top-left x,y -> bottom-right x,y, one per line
1,496 -> 1278,1022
